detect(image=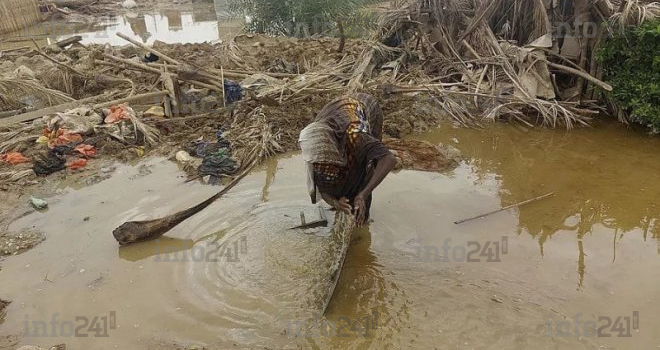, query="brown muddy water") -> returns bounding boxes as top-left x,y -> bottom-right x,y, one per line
2,120 -> 660,350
